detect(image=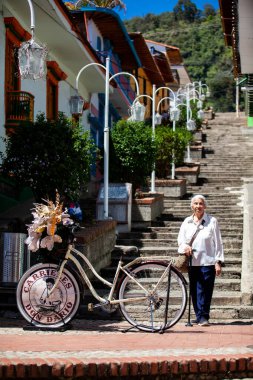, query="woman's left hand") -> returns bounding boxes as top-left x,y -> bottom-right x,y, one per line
215,262 -> 222,276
